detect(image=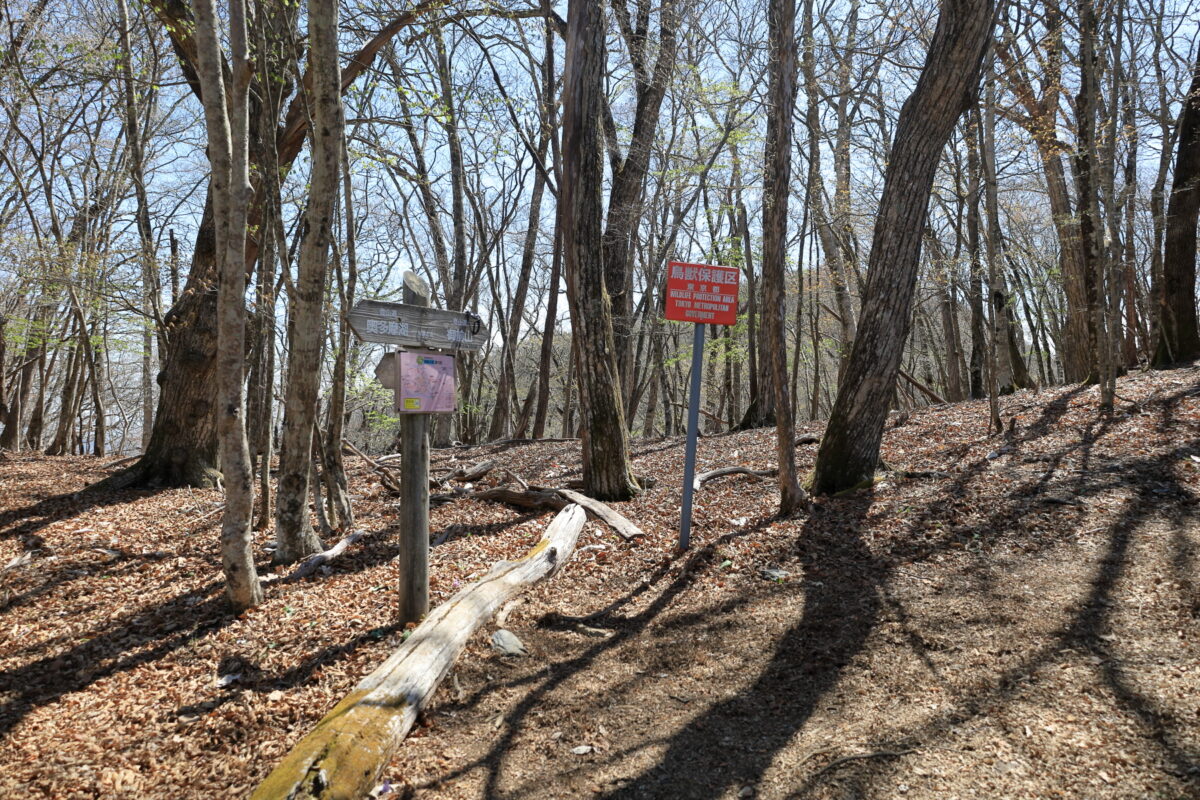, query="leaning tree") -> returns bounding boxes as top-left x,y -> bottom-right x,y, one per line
810,0 -> 995,495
